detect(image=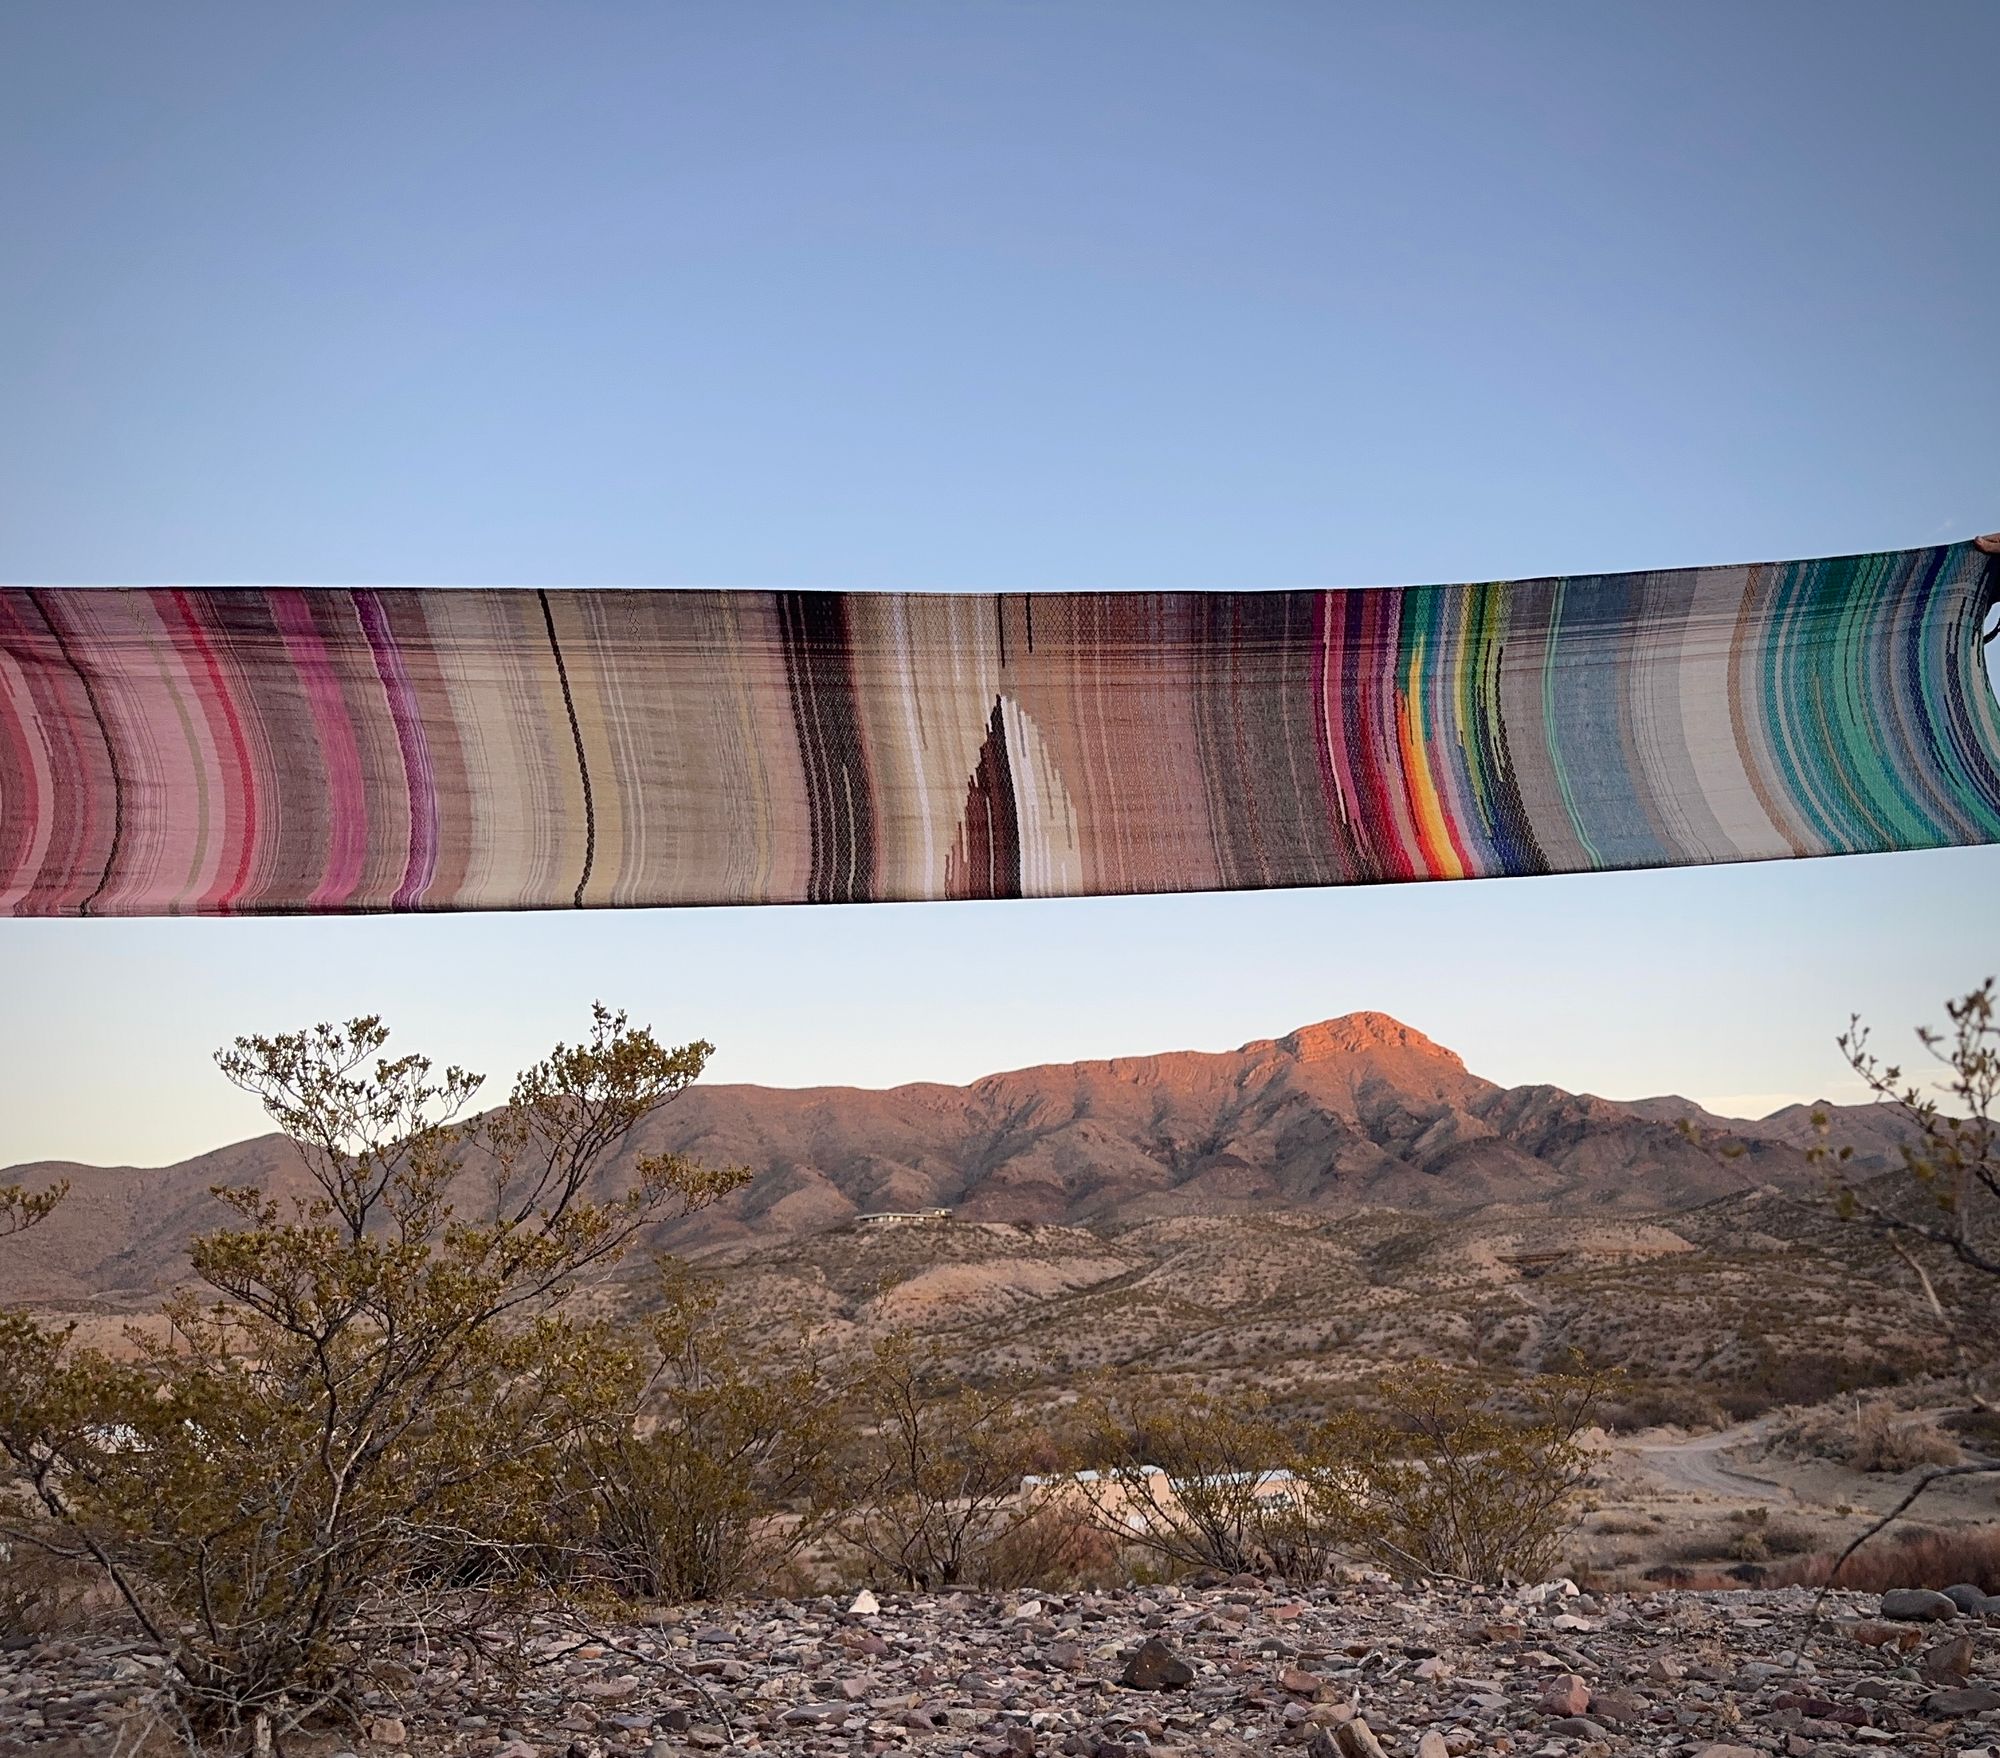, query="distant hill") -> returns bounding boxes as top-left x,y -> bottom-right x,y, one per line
0,1010 -> 1916,1306
682,1191 -> 1970,1426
